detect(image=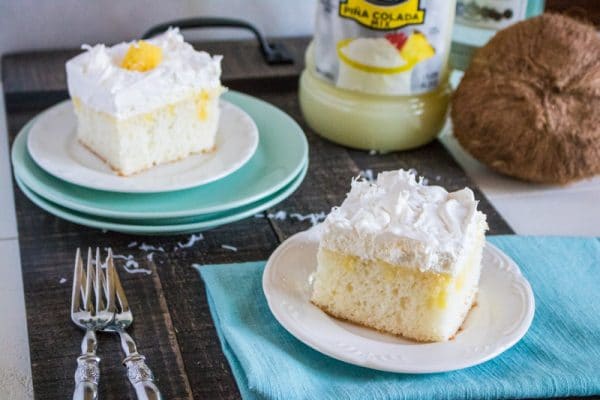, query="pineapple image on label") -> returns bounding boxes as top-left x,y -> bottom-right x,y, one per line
336,31 -> 435,95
